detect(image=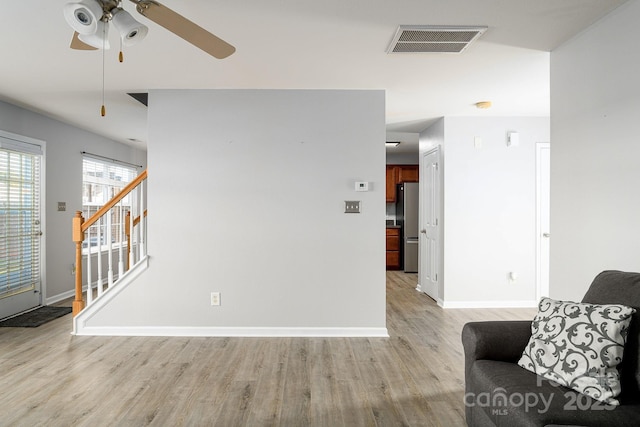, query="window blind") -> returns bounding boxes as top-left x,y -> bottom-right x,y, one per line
0,148 -> 41,298
82,156 -> 137,253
